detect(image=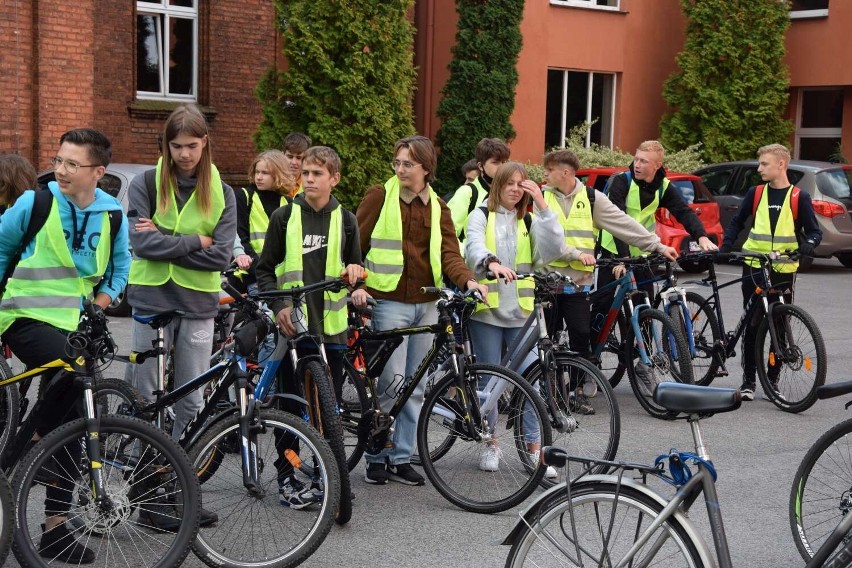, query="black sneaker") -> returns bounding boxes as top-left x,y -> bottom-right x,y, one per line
386,463 -> 425,486
39,522 -> 95,564
364,462 -> 388,485
739,382 -> 756,402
